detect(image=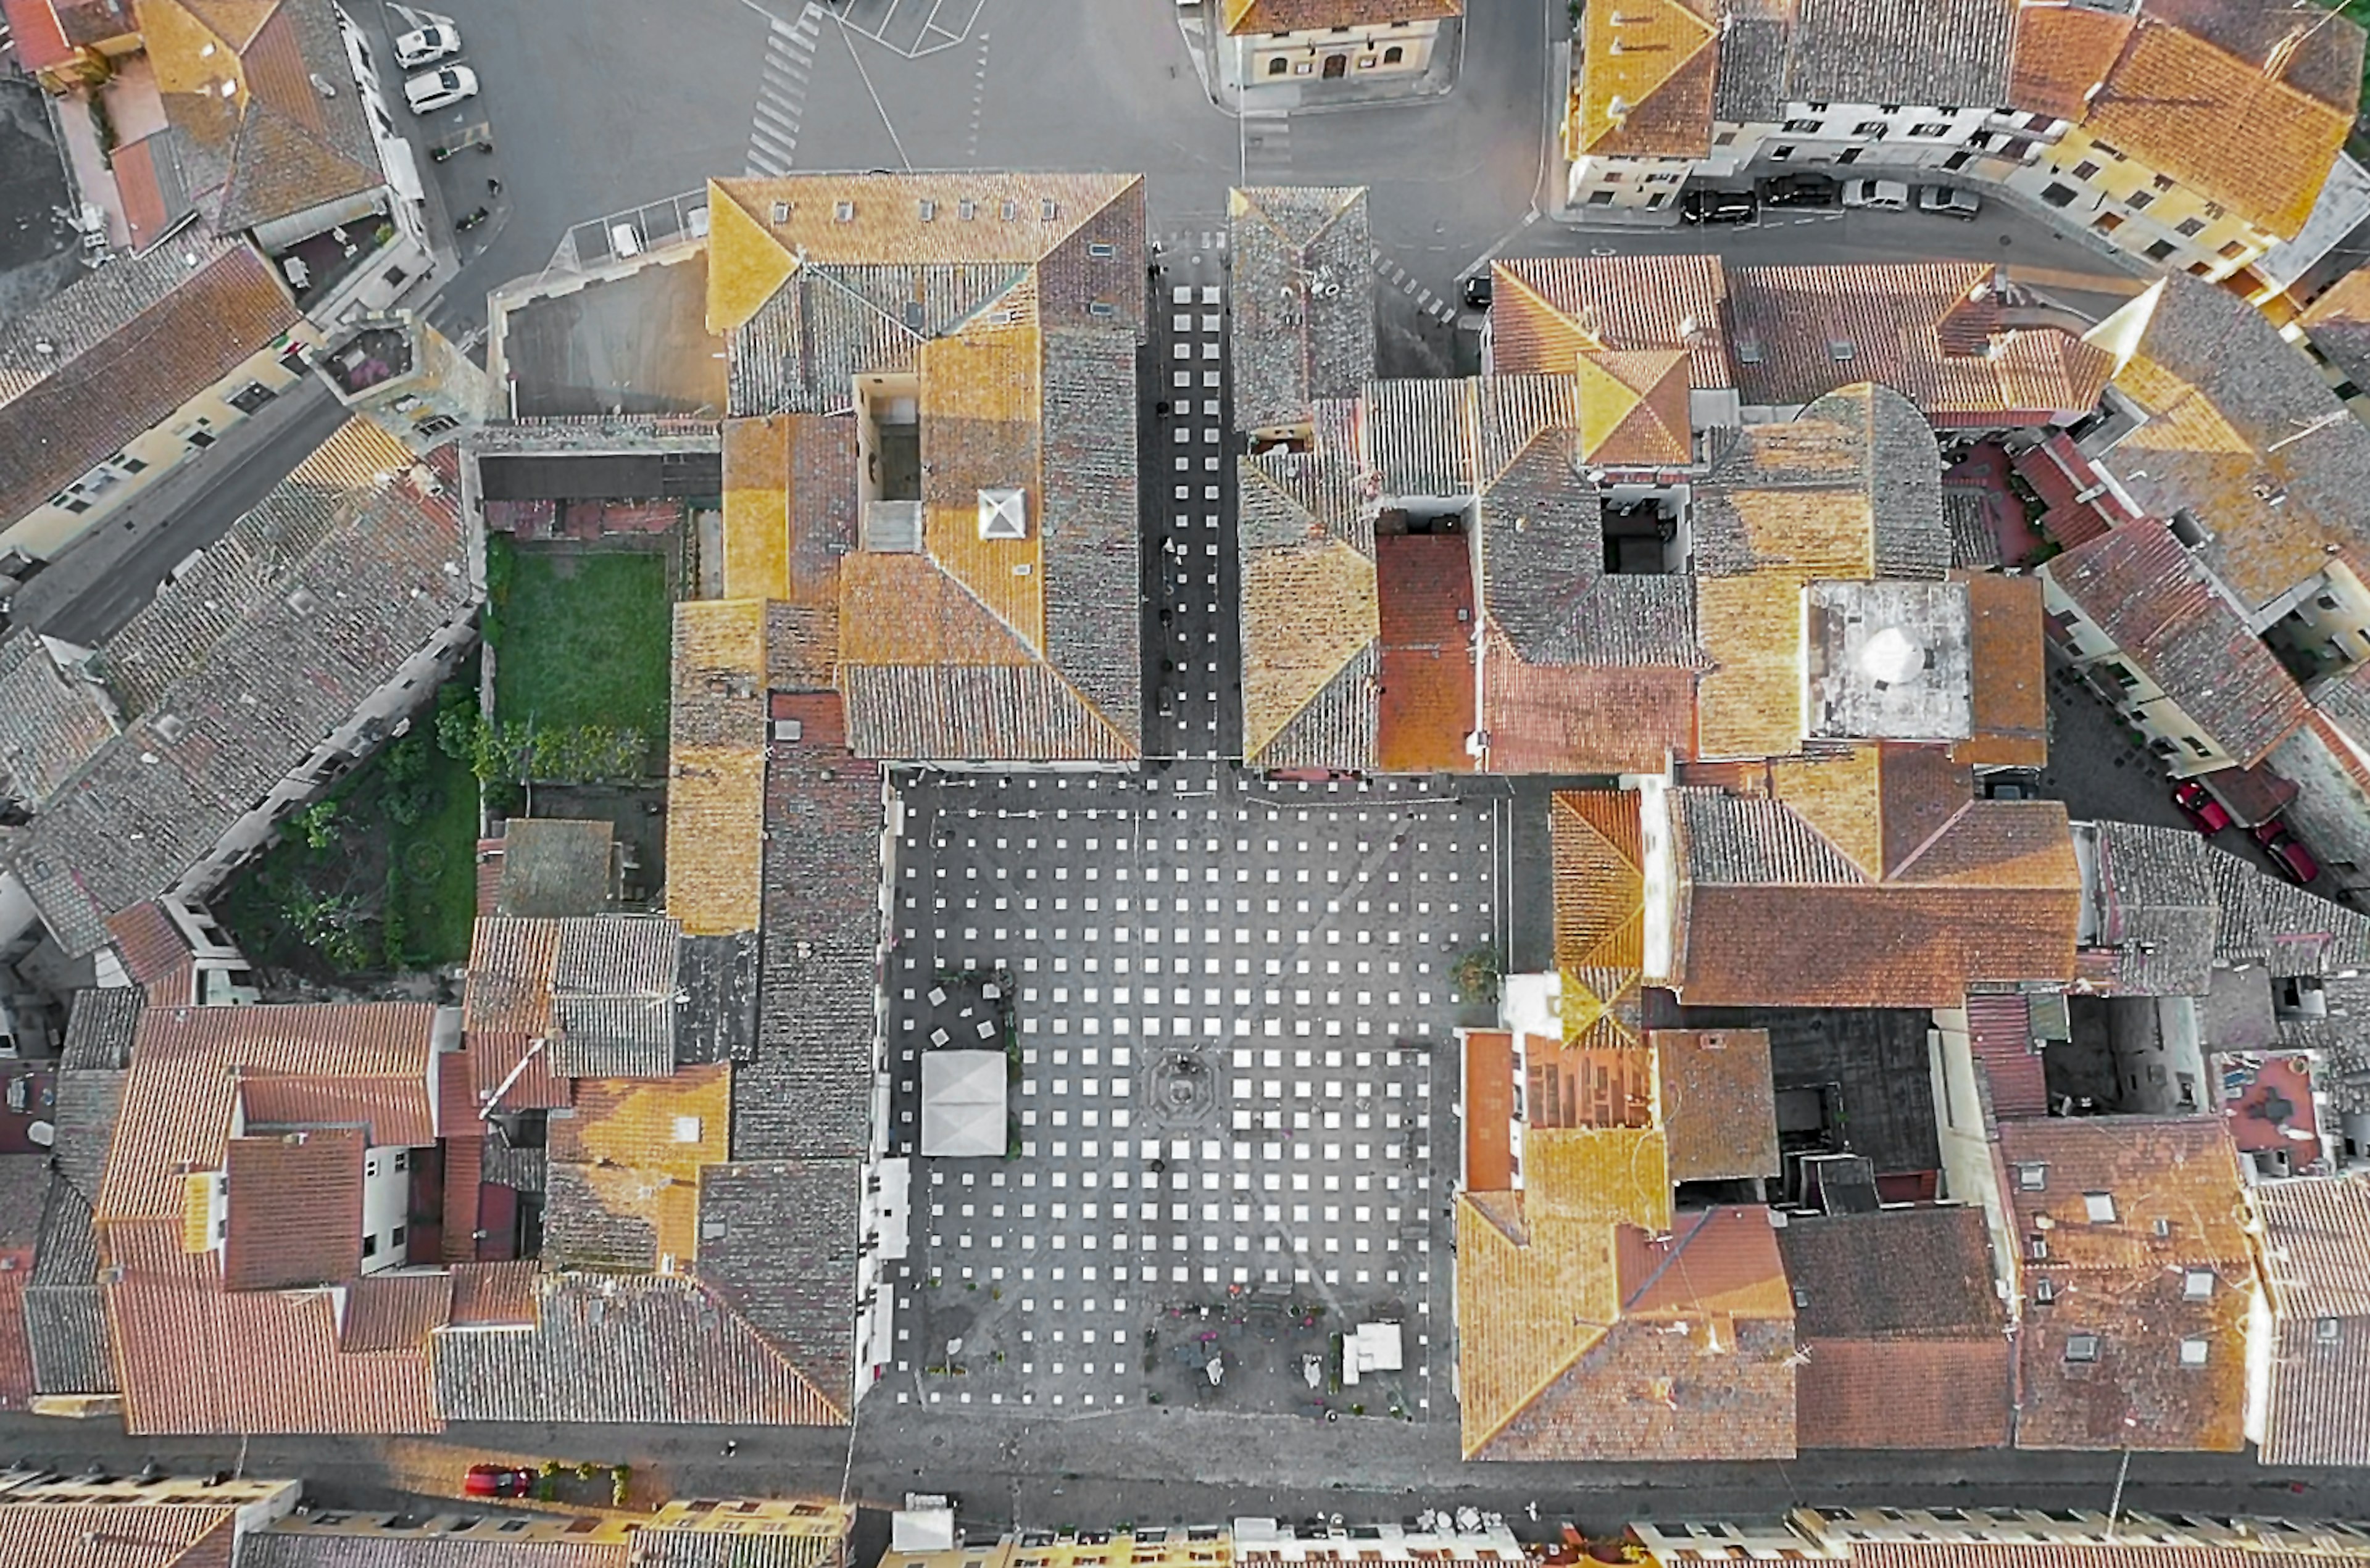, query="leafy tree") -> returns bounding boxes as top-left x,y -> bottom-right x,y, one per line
1453,945 -> 1503,1006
